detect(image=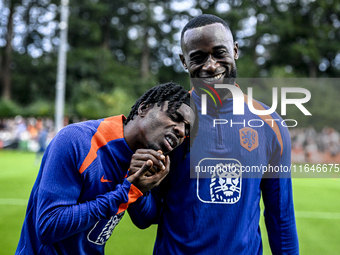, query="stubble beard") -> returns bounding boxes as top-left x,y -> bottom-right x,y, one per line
147,142 -> 159,152
216,65 -> 237,100
191,65 -> 238,101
